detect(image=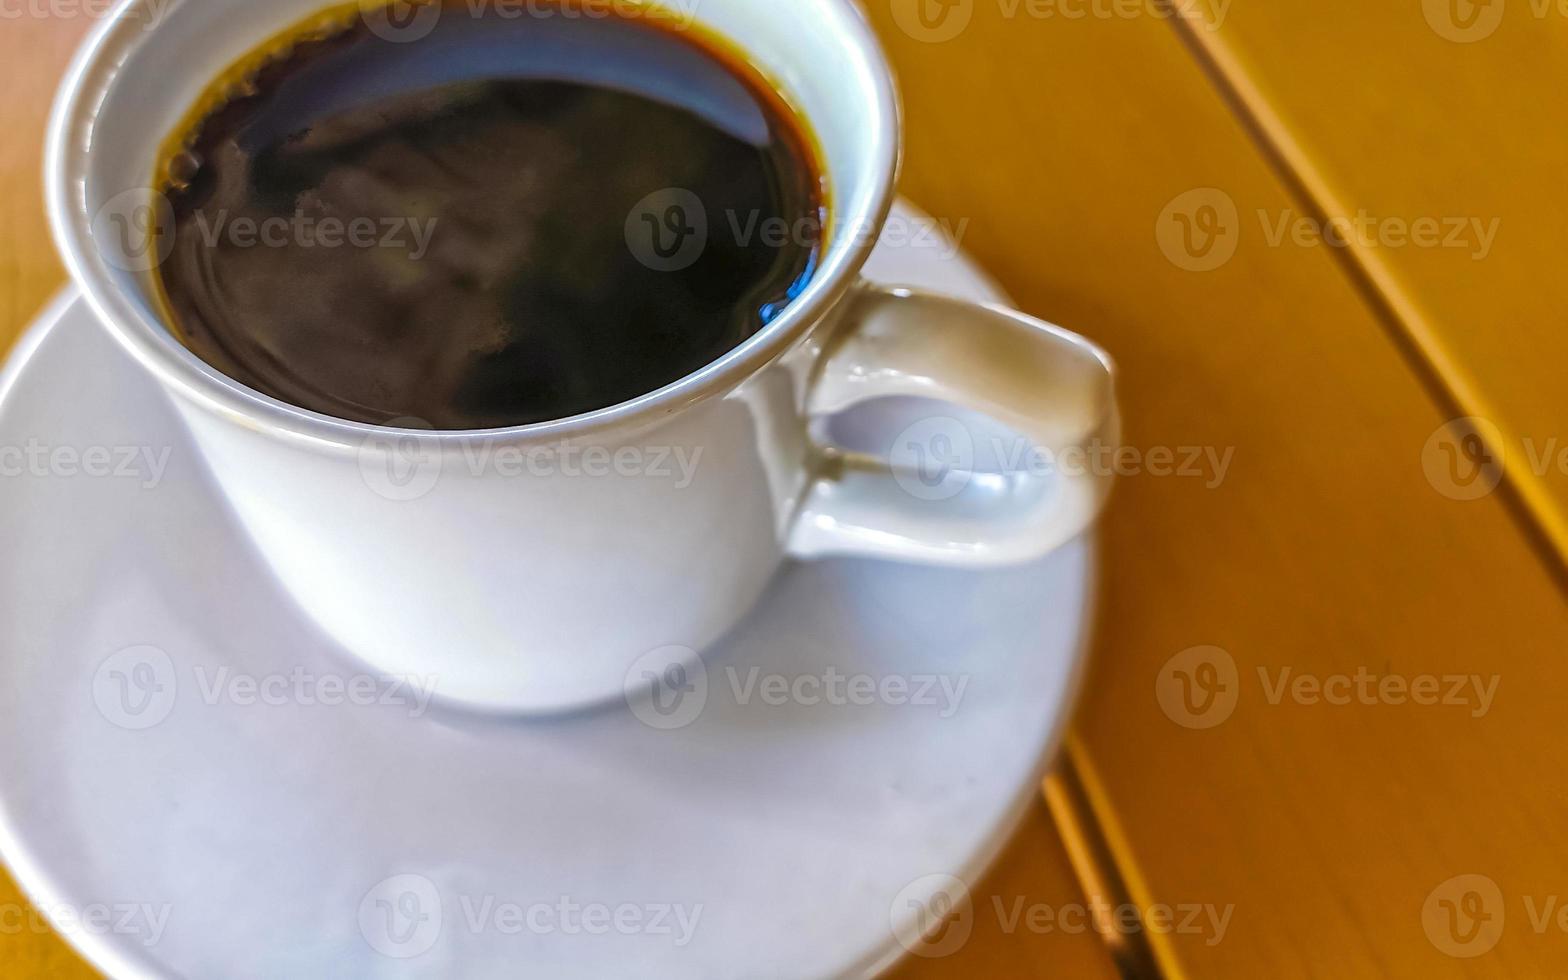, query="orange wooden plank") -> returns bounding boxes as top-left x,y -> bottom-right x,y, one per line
860,1 -> 1568,975
0,10 -> 102,974
1174,0 -> 1568,559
